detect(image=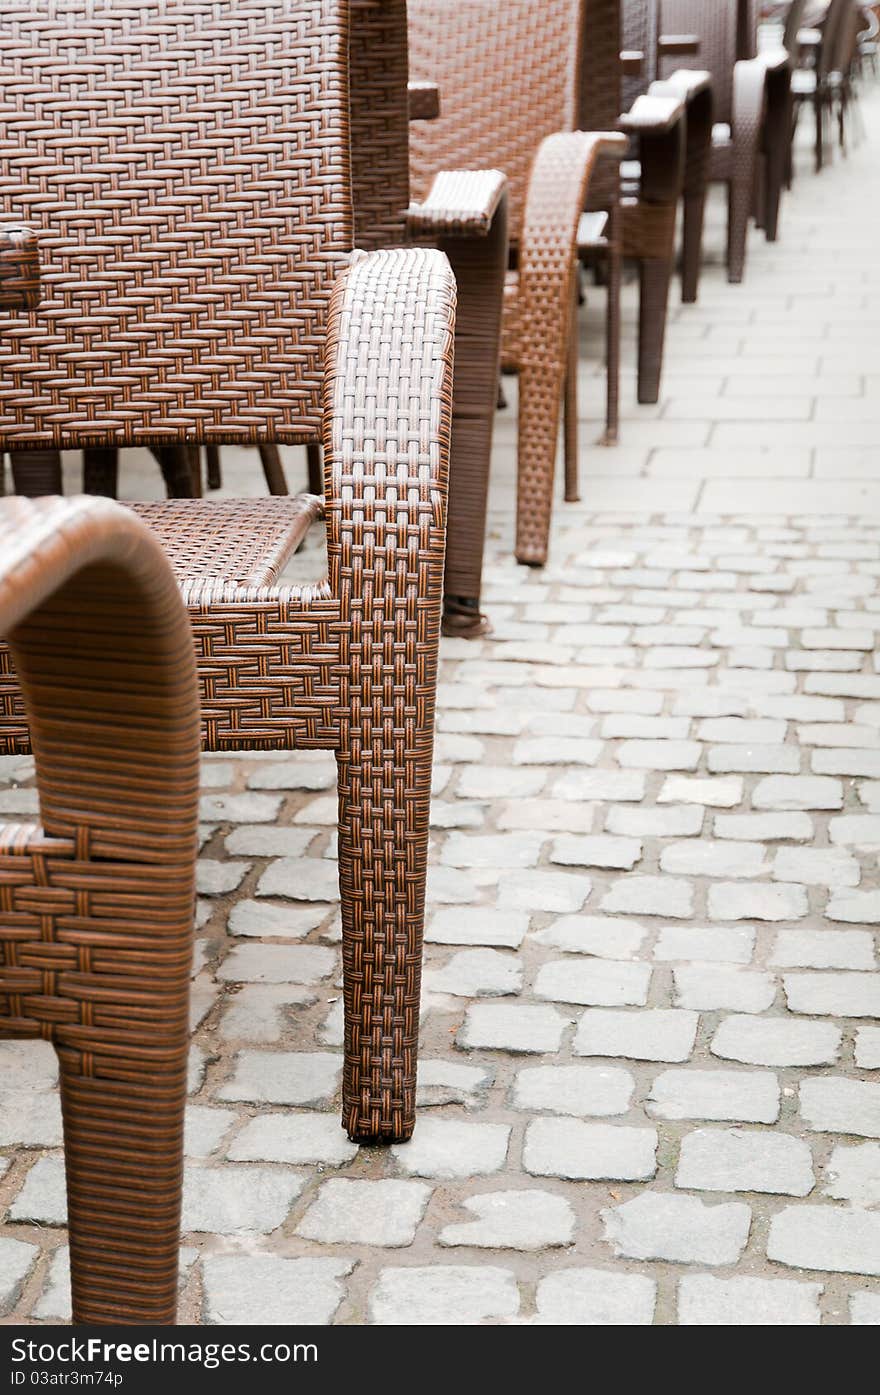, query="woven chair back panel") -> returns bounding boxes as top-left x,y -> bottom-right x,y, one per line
0,0 -> 352,449
408,0 -> 582,244
623,0 -> 657,104
349,0 -> 410,251
661,0 -> 736,121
